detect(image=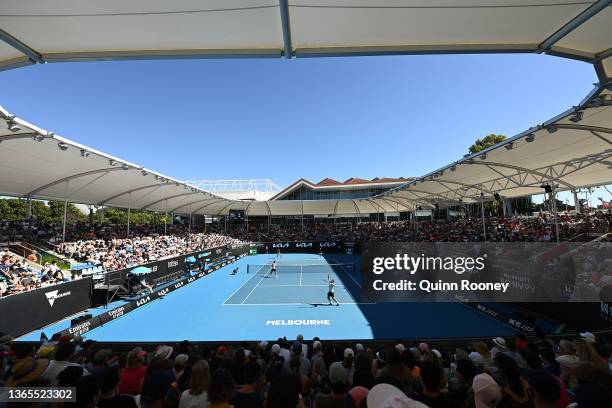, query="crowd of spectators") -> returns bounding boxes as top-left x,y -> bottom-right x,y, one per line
1,331 -> 611,408
218,211 -> 611,243
58,233 -> 244,272
0,232 -> 244,298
